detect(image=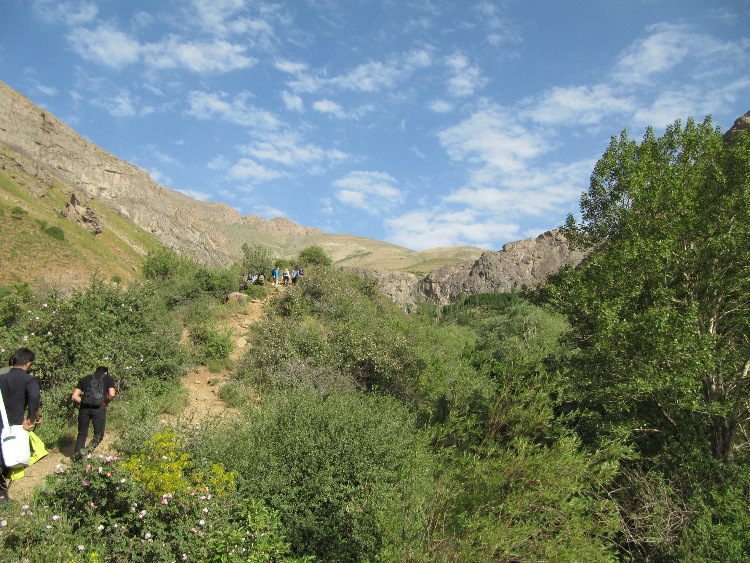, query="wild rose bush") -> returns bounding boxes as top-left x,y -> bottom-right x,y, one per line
0,431 -> 309,562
